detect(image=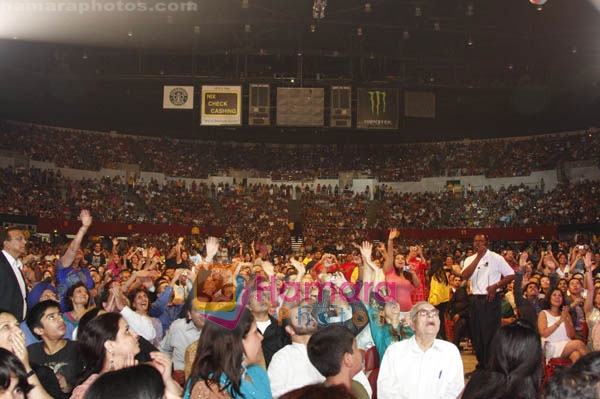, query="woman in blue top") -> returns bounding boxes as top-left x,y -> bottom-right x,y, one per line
185,308 -> 271,399
359,240 -> 414,360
